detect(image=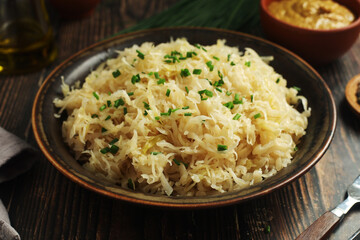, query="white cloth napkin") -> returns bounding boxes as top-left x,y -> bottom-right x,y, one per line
0,127 -> 38,240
